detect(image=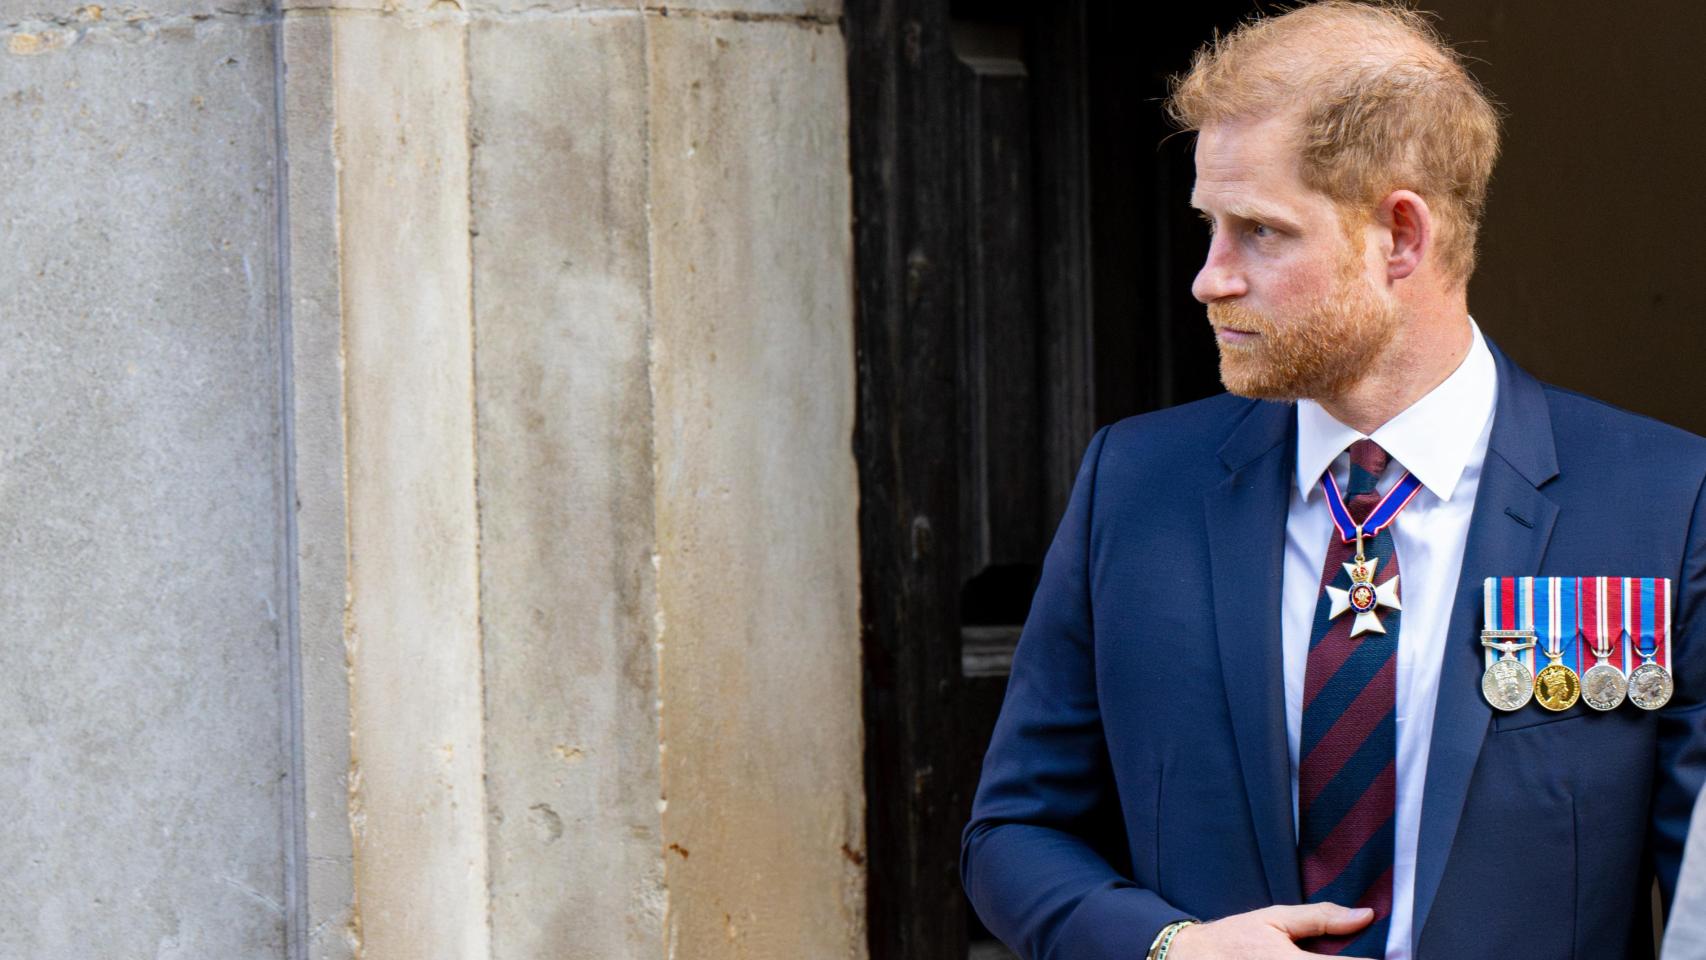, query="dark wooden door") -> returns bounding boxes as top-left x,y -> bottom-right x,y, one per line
847,2 -> 1247,956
